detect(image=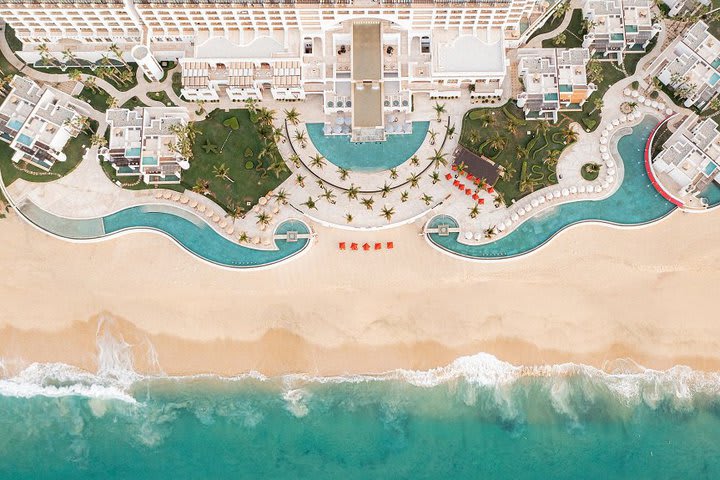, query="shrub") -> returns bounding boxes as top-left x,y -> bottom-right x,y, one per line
244,147 -> 253,158
650,91 -> 659,99
582,117 -> 597,130
631,80 -> 639,90
223,116 -> 240,130
468,110 -> 487,120
244,160 -> 254,170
